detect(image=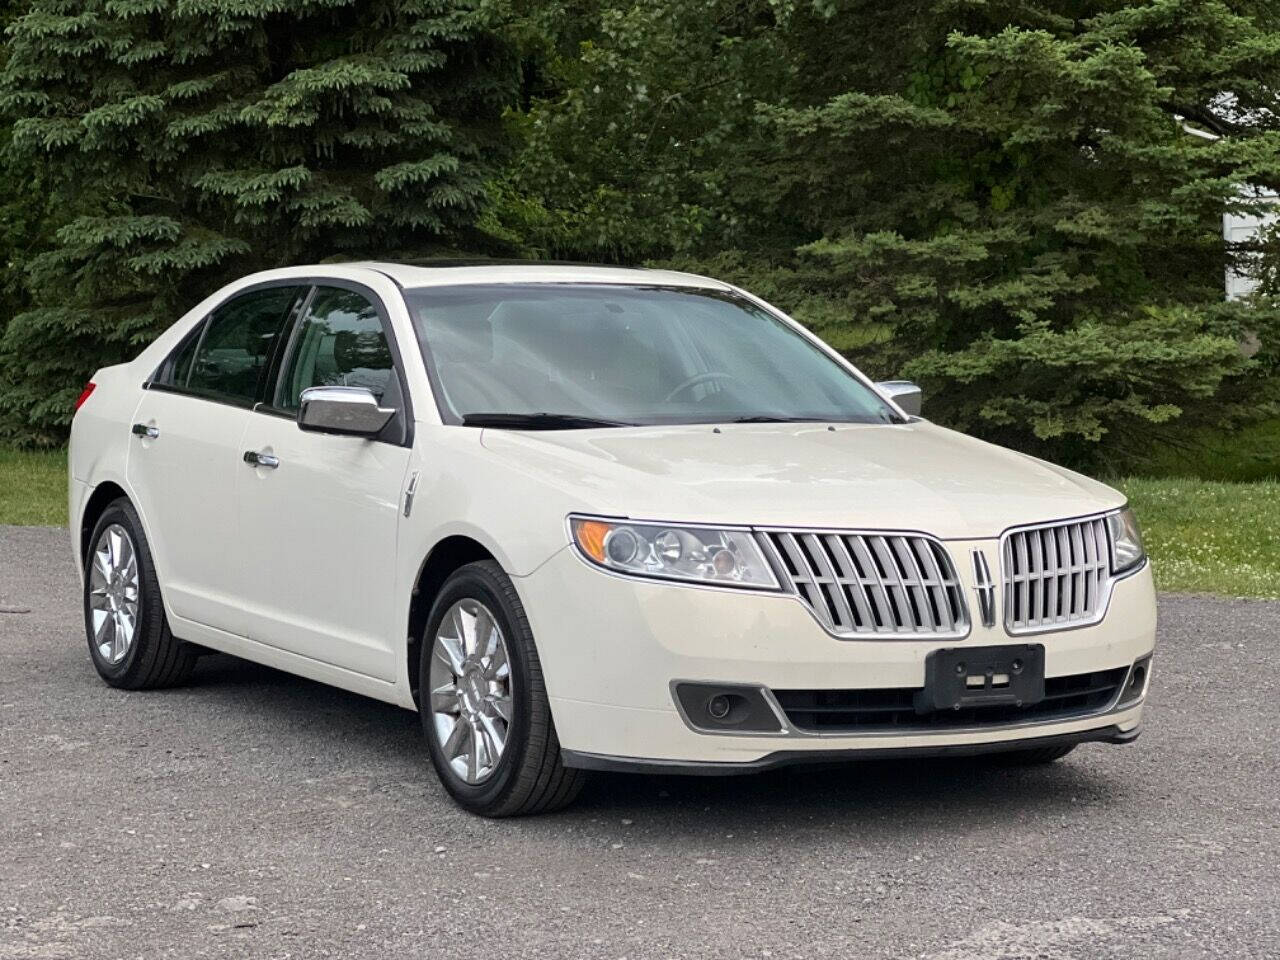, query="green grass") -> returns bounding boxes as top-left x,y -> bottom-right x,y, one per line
1117,476 -> 1280,599
0,447 -> 68,526
0,447 -> 1277,598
